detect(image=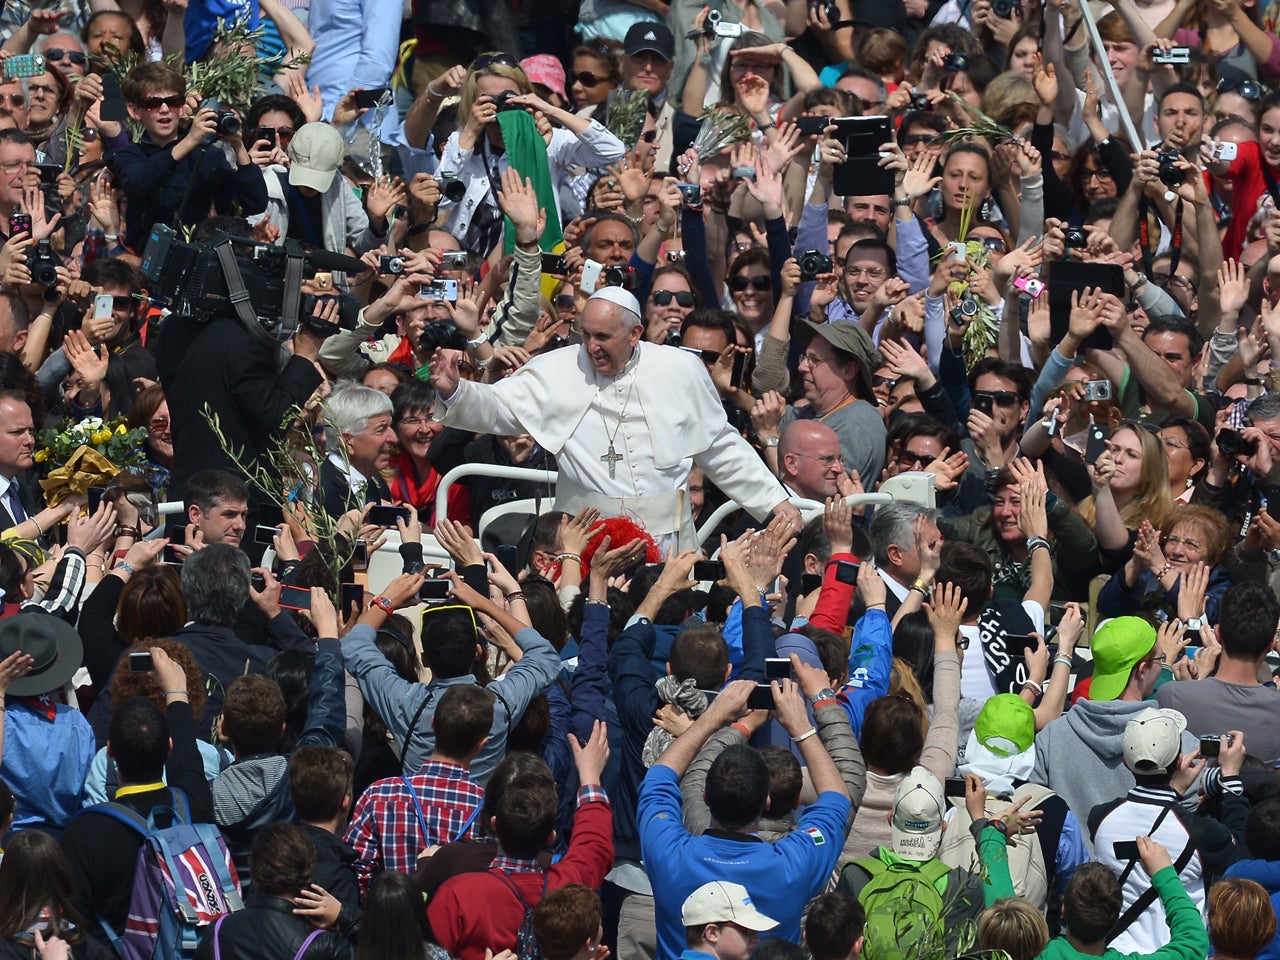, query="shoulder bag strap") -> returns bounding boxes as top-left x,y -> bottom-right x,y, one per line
212,915 -> 228,960
292,929 -> 325,960
452,803 -> 482,843
399,775 -> 432,843
1108,804 -> 1194,943
398,689 -> 435,774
